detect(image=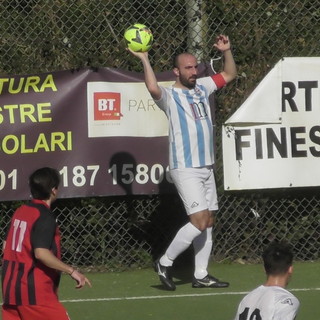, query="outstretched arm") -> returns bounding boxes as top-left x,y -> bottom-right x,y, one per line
214,35 -> 237,84
34,248 -> 92,289
127,50 -> 162,100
